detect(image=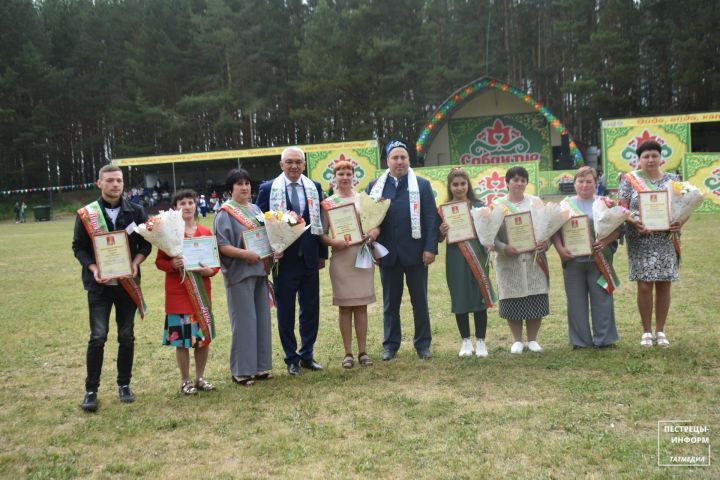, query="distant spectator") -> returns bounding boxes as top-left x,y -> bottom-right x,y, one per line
20,201 -> 27,223
13,202 -> 20,223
